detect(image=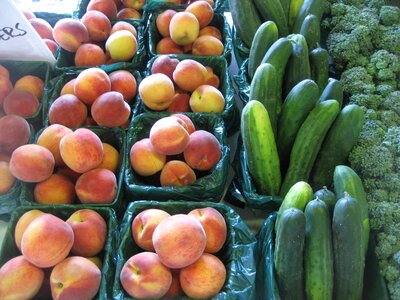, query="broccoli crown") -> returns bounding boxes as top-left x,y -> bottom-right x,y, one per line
340,66 -> 376,95
374,24 -> 400,56
379,5 -> 400,26
367,49 -> 400,82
